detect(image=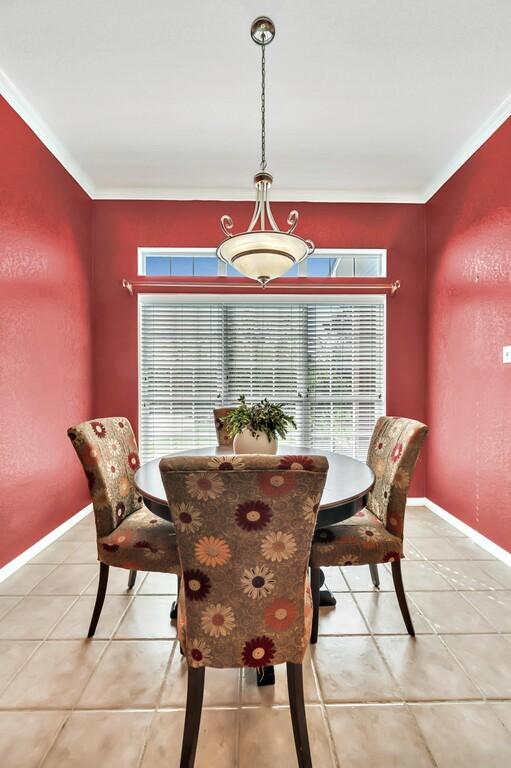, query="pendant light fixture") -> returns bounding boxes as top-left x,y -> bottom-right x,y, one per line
217,17 -> 314,288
